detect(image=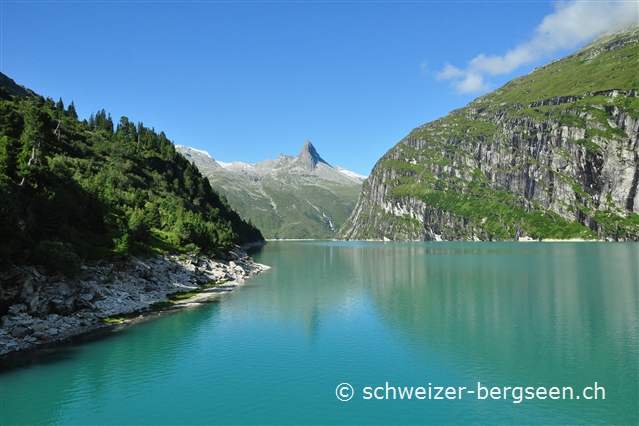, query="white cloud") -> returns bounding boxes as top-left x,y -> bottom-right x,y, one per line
457,72 -> 488,93
437,63 -> 465,80
420,60 -> 429,75
436,1 -> 639,94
